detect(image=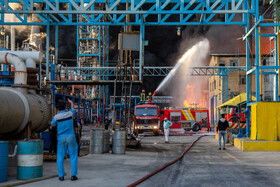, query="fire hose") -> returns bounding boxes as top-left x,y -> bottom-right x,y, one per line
126,135 -> 207,187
